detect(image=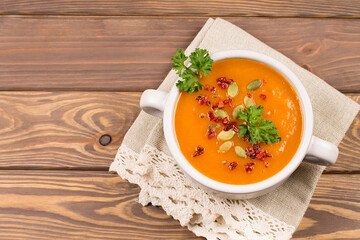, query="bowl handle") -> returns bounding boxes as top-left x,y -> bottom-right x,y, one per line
304,136 -> 339,166
140,89 -> 168,118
